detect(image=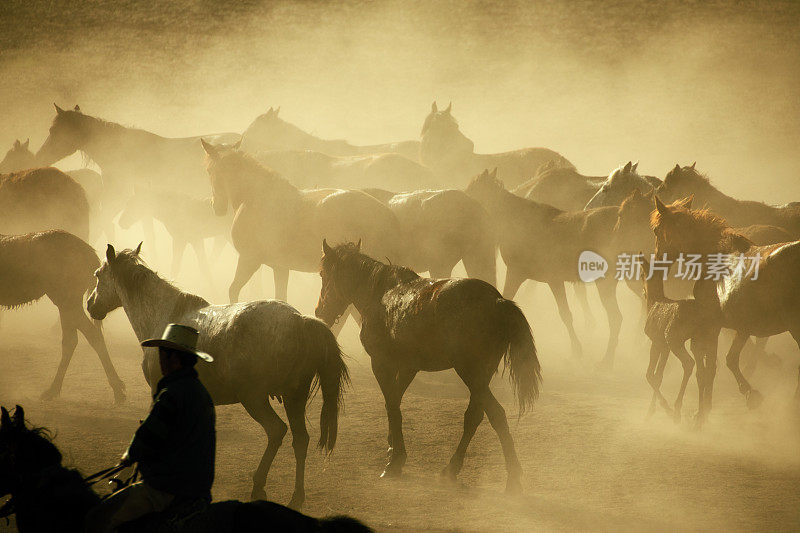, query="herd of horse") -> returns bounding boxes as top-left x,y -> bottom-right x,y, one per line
1,100 -> 799,530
